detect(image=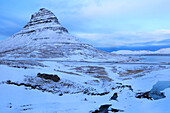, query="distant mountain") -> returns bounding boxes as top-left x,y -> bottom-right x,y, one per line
0,8 -> 127,61
97,45 -> 170,52
112,48 -> 170,55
